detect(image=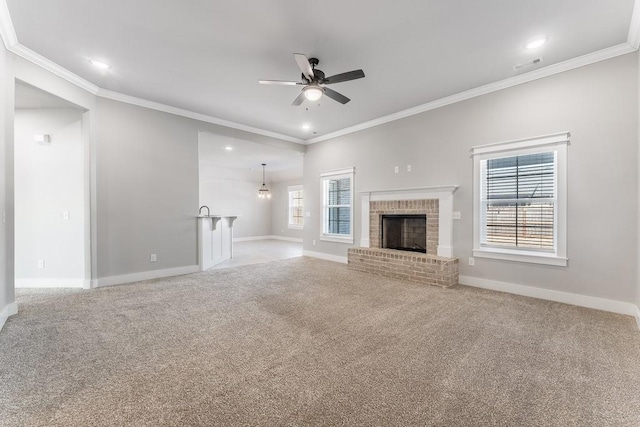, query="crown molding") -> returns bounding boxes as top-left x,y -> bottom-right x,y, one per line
307,42 -> 636,144
0,0 -> 15,49
0,0 -> 99,94
629,0 -> 640,49
97,89 -> 305,144
10,44 -> 99,94
0,5 -> 303,145
2,0 -> 640,146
